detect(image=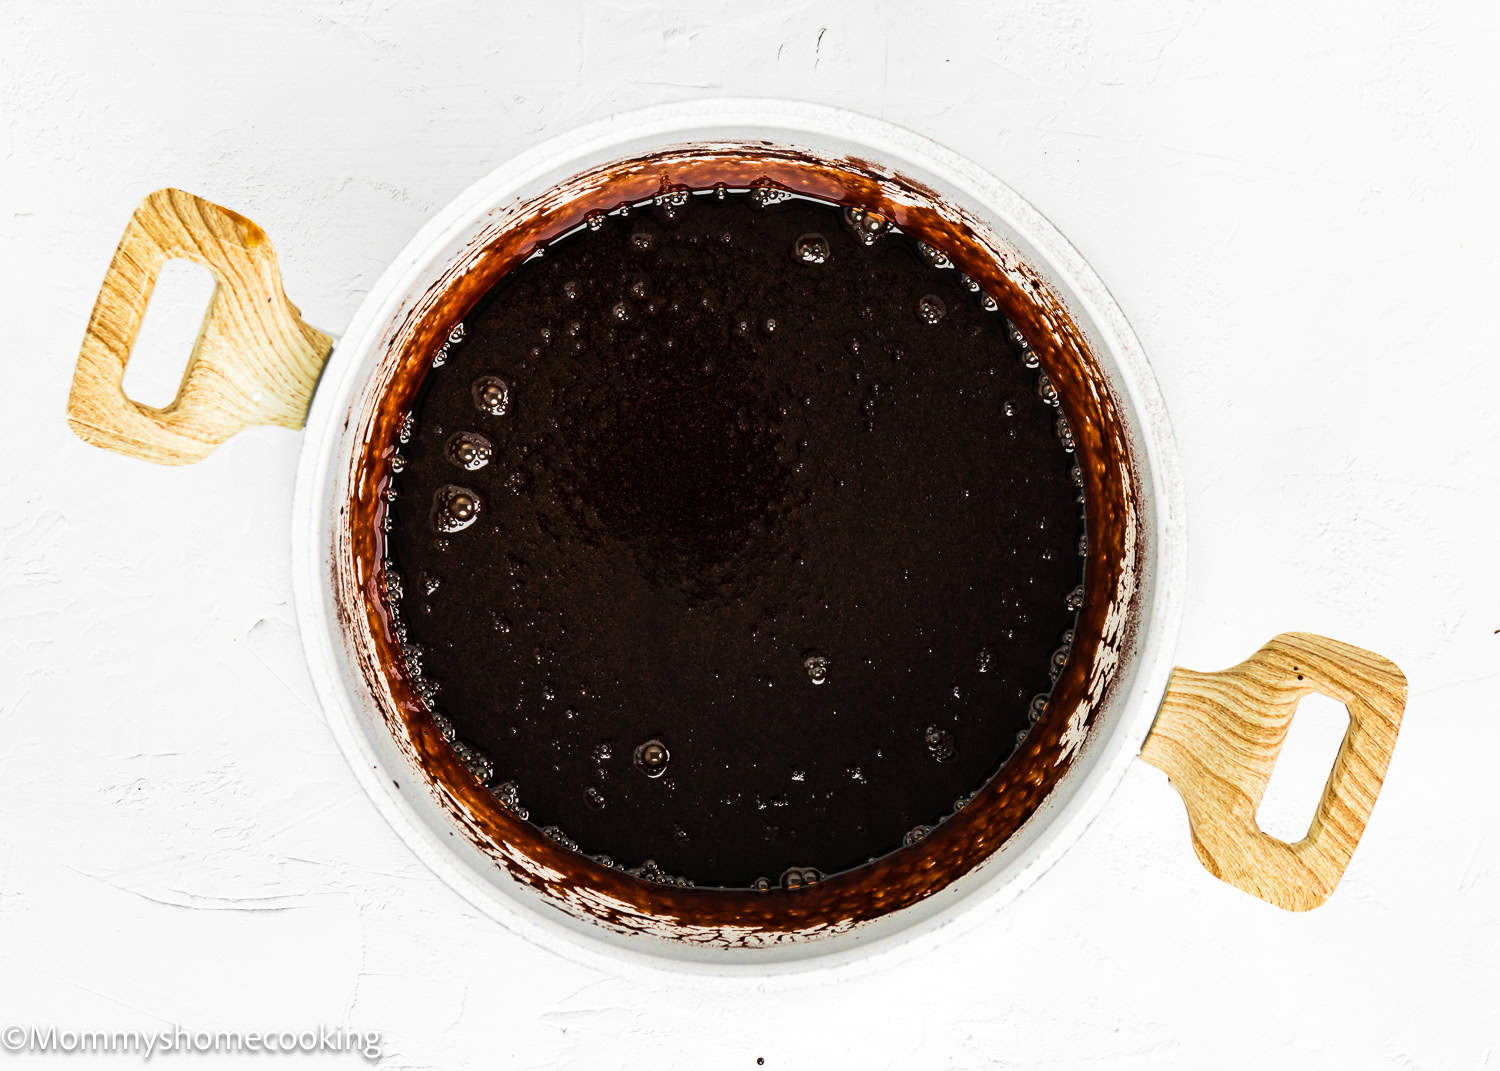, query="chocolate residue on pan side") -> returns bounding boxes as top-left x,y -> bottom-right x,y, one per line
340,145 -> 1143,943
